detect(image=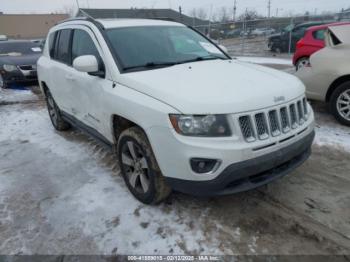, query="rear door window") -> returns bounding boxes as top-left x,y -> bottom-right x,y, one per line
55,29 -> 72,64
313,29 -> 326,40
